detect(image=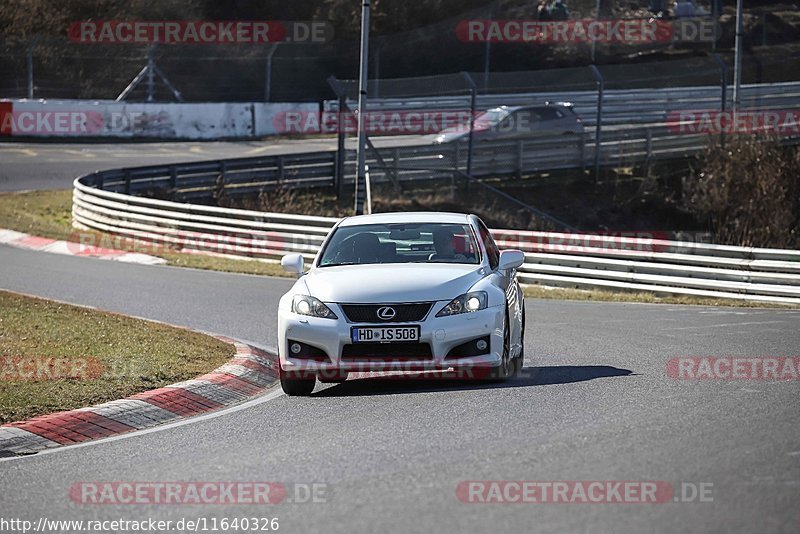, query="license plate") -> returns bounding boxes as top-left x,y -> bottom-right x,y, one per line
351,326 -> 420,343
